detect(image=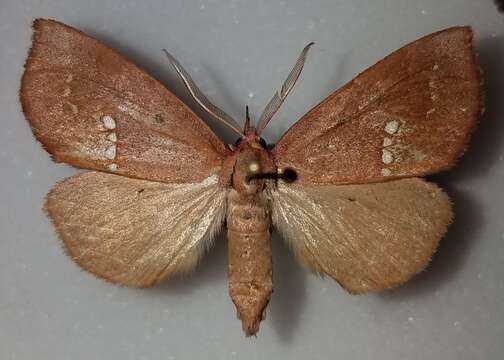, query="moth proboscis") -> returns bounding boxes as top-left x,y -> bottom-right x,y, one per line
20,19 -> 482,336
